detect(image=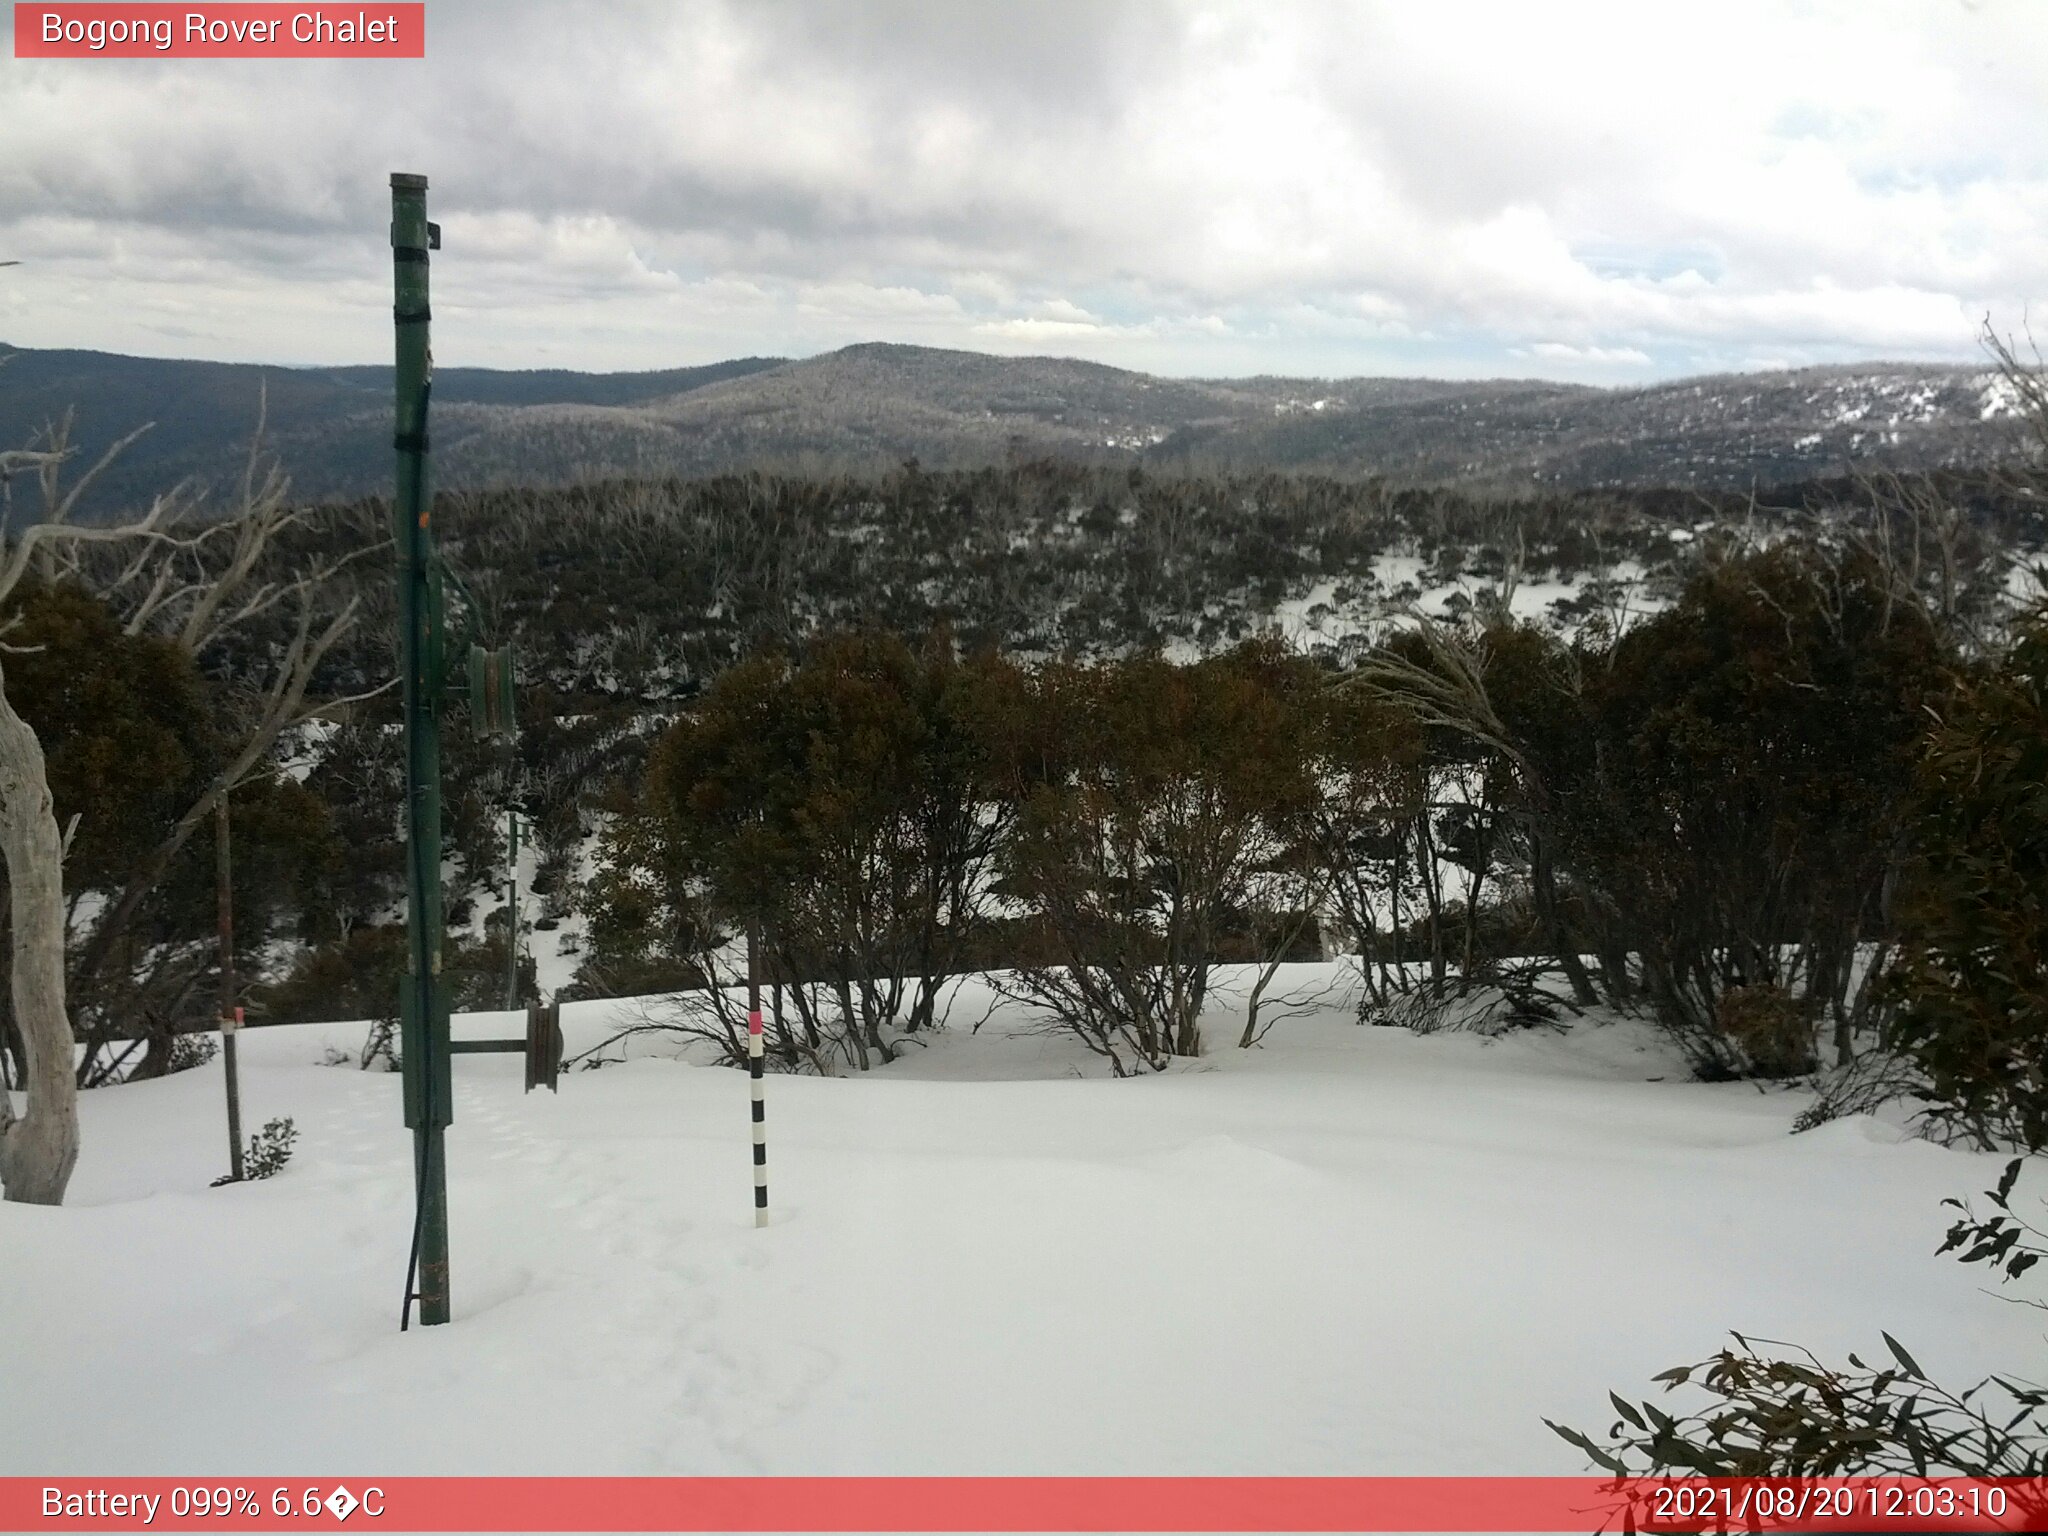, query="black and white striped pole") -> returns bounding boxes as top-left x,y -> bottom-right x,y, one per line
747,924 -> 768,1227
